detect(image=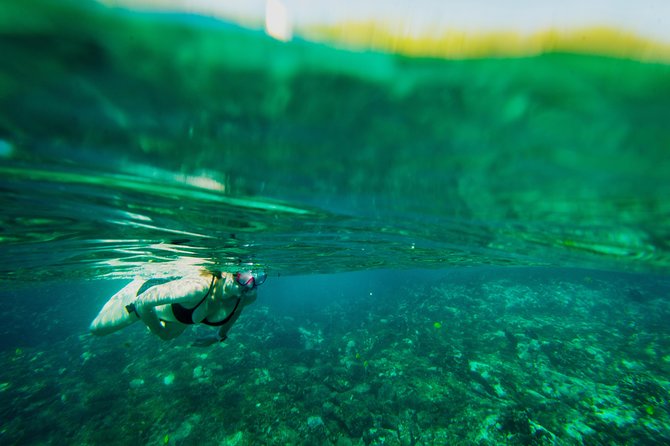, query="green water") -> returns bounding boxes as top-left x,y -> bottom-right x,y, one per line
1,2 -> 670,444
1,0 -> 669,281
